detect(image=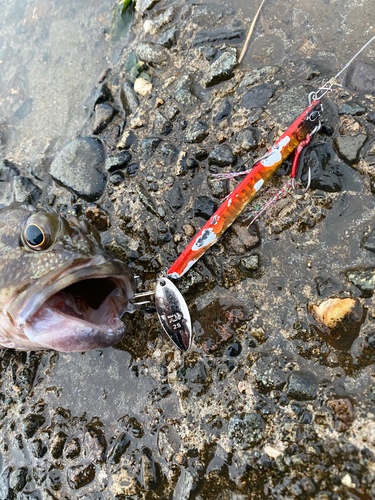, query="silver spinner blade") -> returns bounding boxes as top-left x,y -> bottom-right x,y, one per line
155,277 -> 192,351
